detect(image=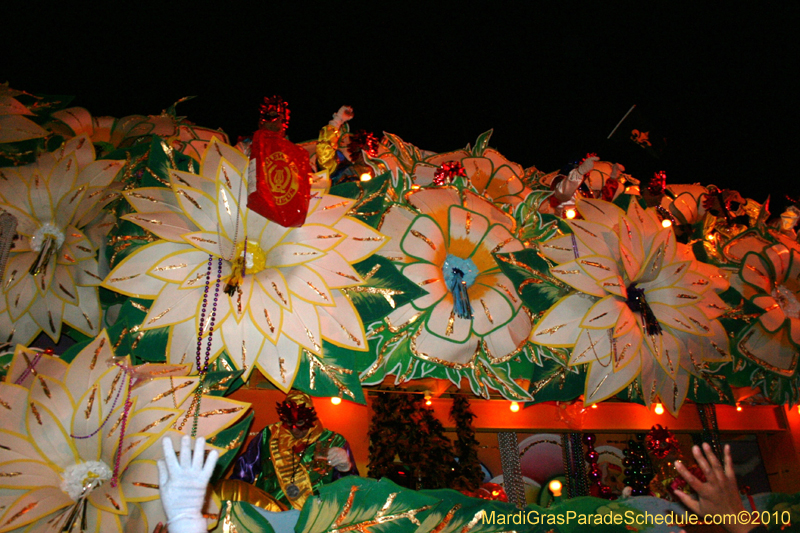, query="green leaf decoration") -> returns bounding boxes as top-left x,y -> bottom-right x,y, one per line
495,249 -> 570,315
208,411 -> 253,482
209,501 -> 276,533
416,489 -> 519,533
102,298 -> 170,365
526,351 -> 585,404
687,371 -> 734,405
330,171 -> 395,227
296,477 -> 439,533
514,190 -> 561,245
381,132 -> 424,173
294,345 -> 366,404
344,255 -> 427,324
471,130 -> 493,157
